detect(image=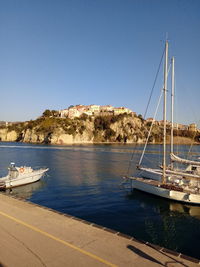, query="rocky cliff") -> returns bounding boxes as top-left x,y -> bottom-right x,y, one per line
0,114 -> 198,145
